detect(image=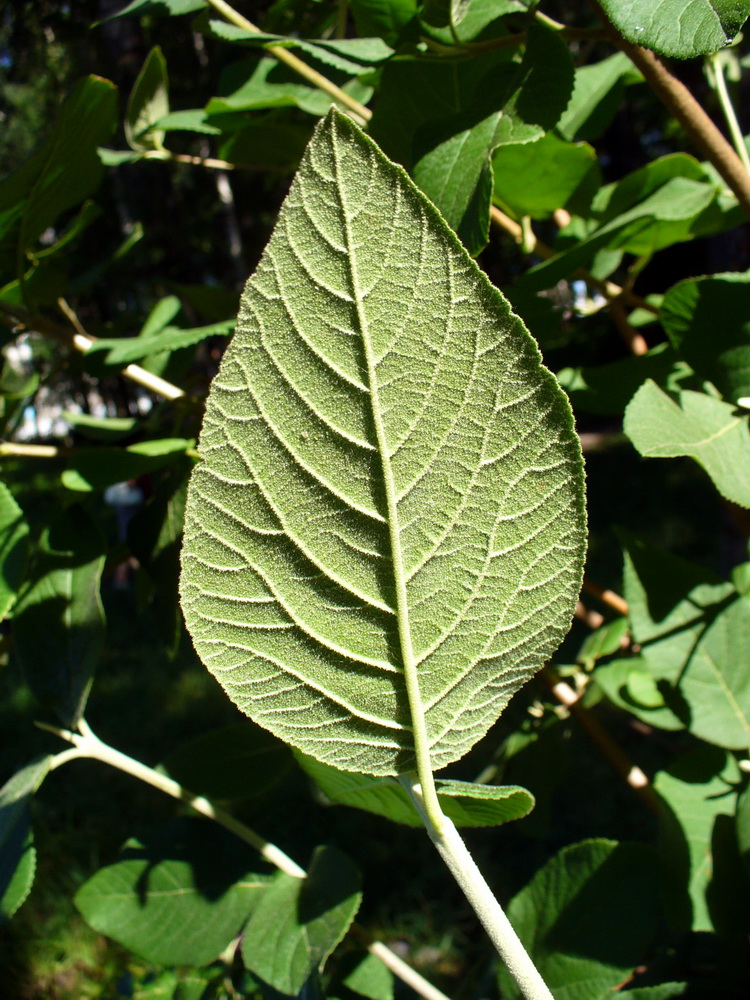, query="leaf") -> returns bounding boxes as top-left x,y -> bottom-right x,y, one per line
556,52 -> 640,143
661,271 -> 750,404
125,47 -> 169,152
62,439 -> 195,492
624,380 -> 750,508
498,840 -> 661,1000
594,657 -> 685,732
63,412 -> 139,442
621,532 -> 750,749
421,0 -> 531,37
240,846 -> 361,995
109,0 -> 207,18
0,756 -> 52,922
151,109 -> 223,135
12,506 -> 106,727
738,783 -> 750,878
0,76 -> 117,284
493,133 -> 600,220
371,26 -> 574,254
349,0 -> 419,45
75,818 -> 271,967
576,616 -> 628,668
161,723 -> 292,801
179,109 -> 586,777
597,0 -> 750,59
654,747 -> 740,932
340,951 -> 394,1000
0,481 -> 29,621
218,118 -> 312,171
297,753 -> 534,827
86,319 -> 234,366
